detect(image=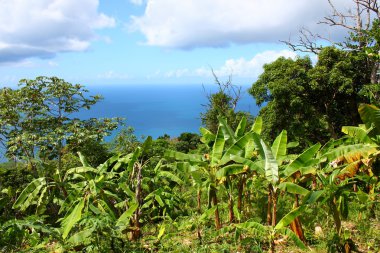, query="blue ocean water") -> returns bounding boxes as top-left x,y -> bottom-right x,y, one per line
78,84 -> 259,139
0,84 -> 259,160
